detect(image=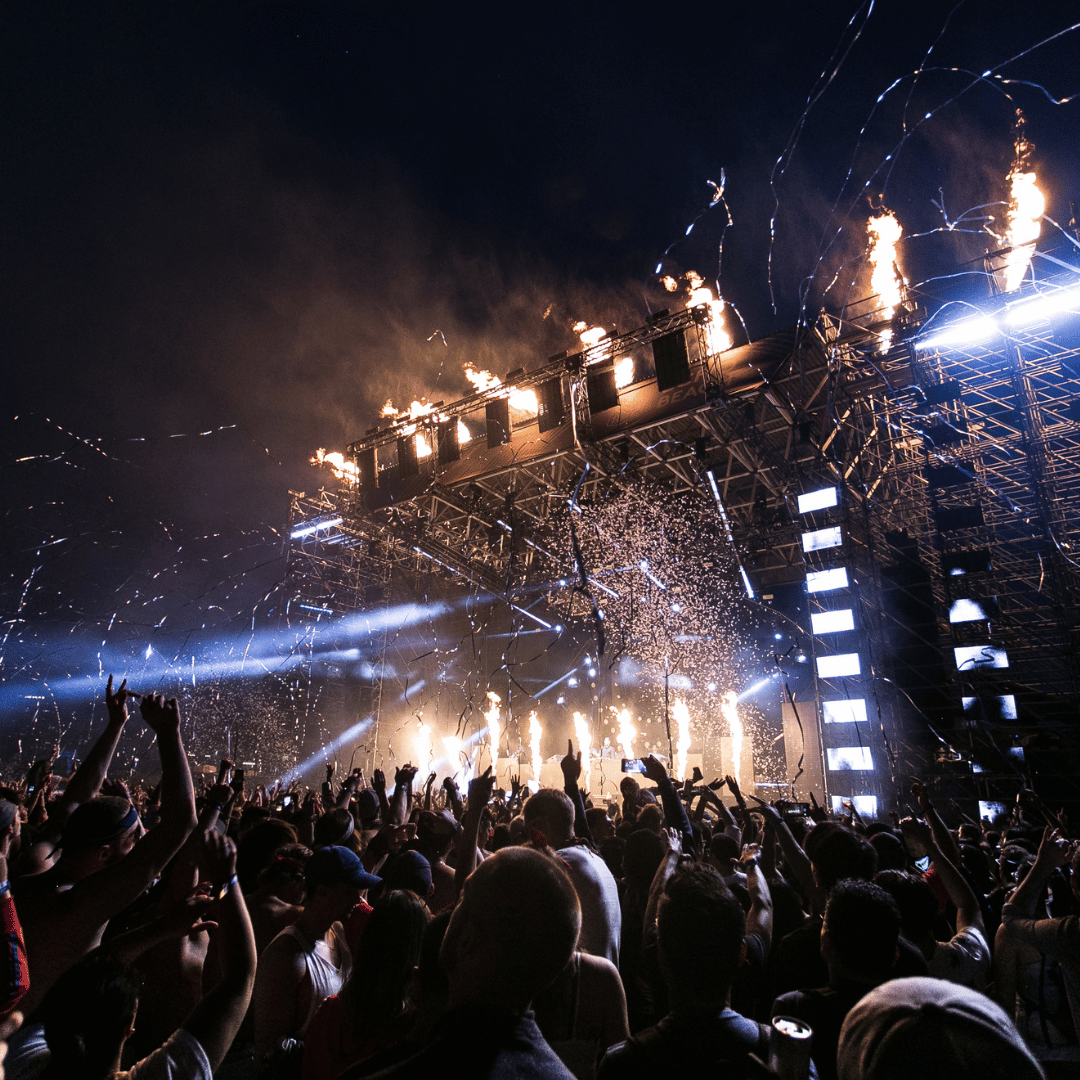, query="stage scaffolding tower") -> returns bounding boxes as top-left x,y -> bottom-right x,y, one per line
285,257 -> 1080,819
